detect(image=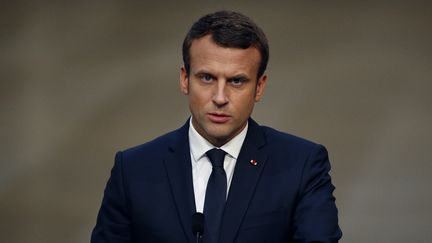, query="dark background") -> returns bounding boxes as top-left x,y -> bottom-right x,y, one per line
1,1 -> 431,242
